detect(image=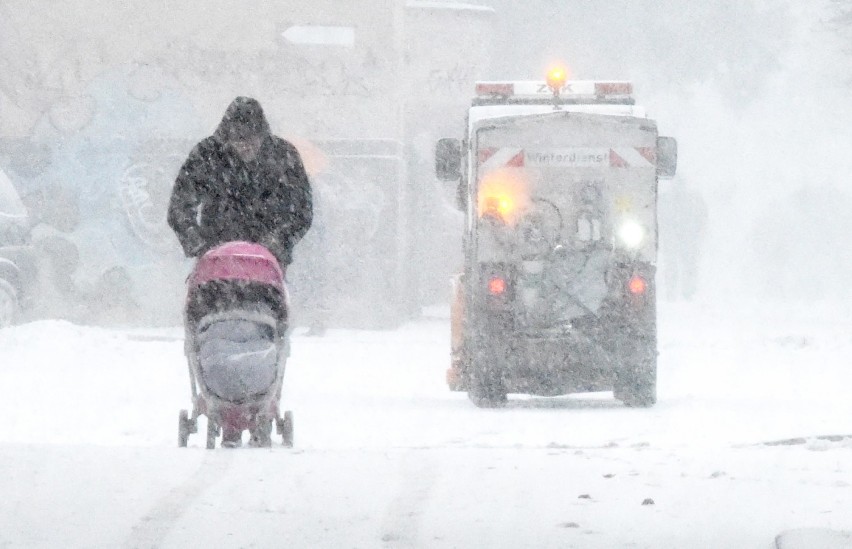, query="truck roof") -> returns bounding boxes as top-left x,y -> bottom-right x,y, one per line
468,79 -> 647,128
473,80 -> 635,105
